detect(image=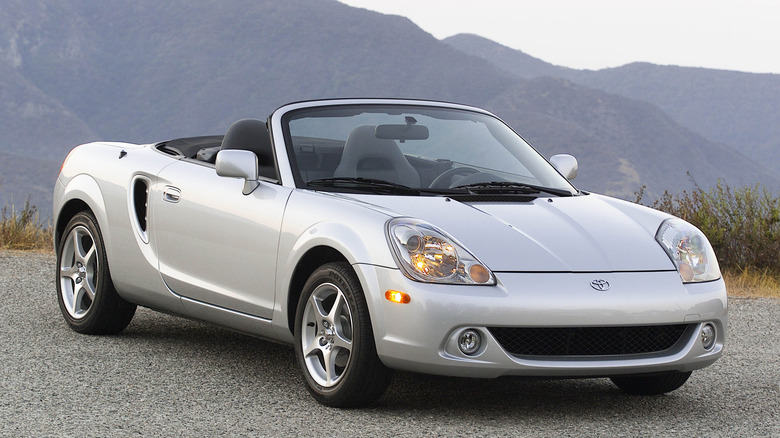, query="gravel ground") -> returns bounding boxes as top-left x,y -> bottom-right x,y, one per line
1,251 -> 778,437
